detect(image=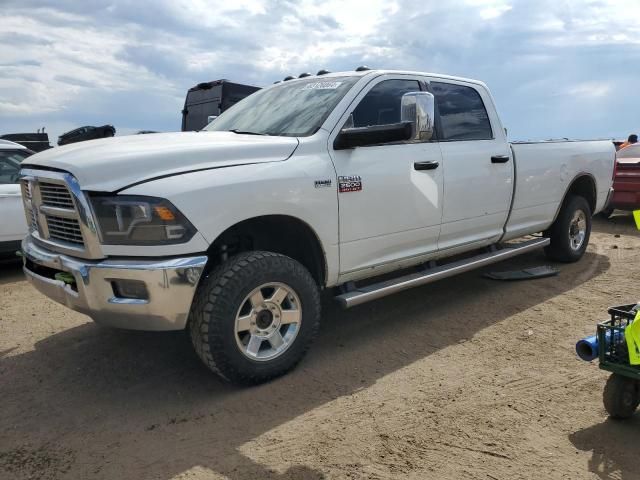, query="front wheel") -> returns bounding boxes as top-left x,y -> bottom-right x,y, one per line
544,195 -> 592,262
189,251 -> 321,385
603,373 -> 640,419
